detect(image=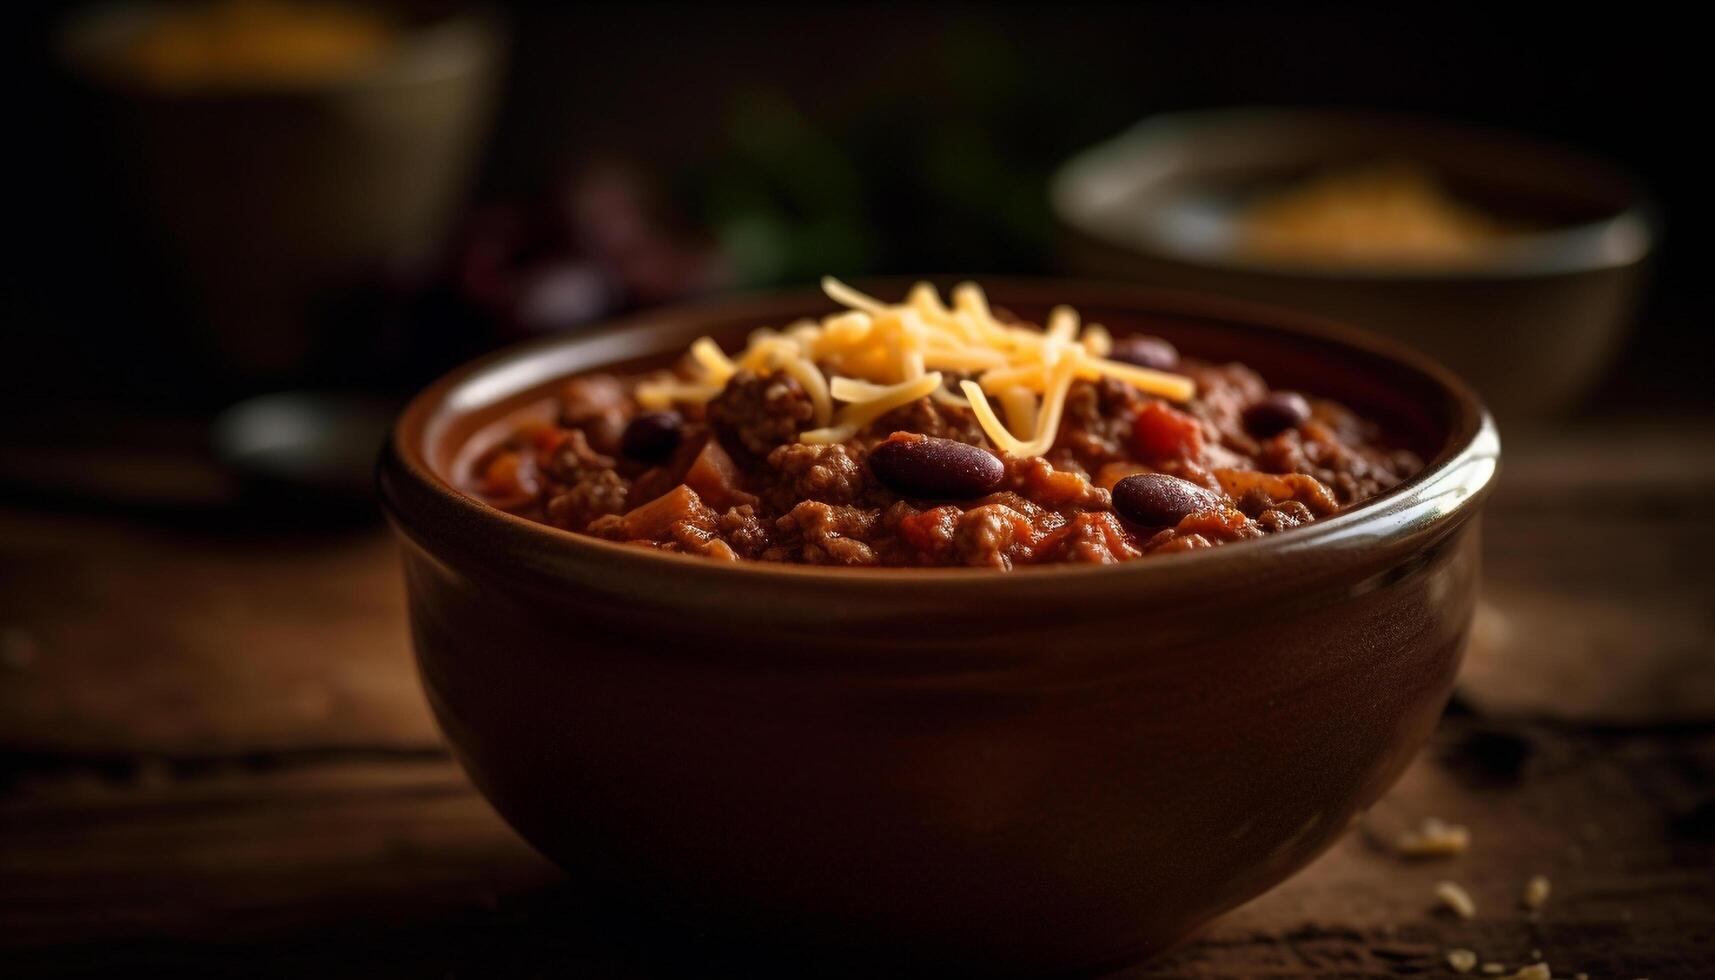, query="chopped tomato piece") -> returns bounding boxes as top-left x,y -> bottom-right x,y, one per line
512,420 -> 569,456
1131,401 -> 1204,462
531,427 -> 569,457
897,505 -> 960,558
1093,461 -> 1151,491
681,437 -> 759,510
477,451 -> 536,505
621,484 -> 716,540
